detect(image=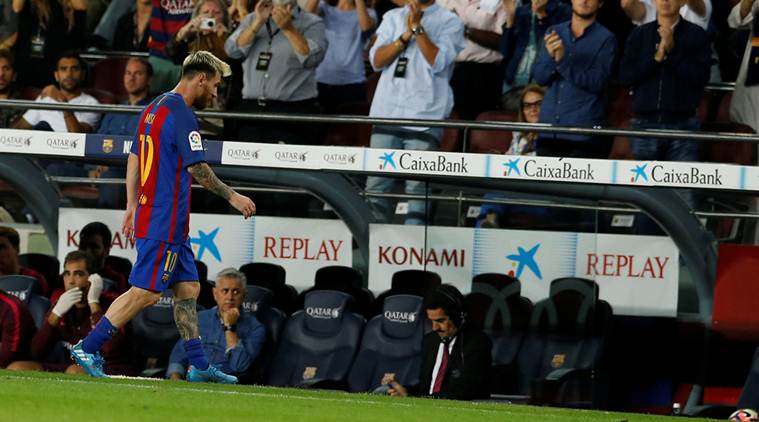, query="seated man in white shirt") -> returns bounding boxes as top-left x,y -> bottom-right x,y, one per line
13,52 -> 100,133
